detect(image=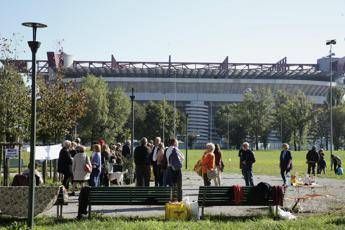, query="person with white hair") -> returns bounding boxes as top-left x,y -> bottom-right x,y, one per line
239,142 -> 256,186
201,143 -> 216,186
57,140 -> 73,190
280,143 -> 292,186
